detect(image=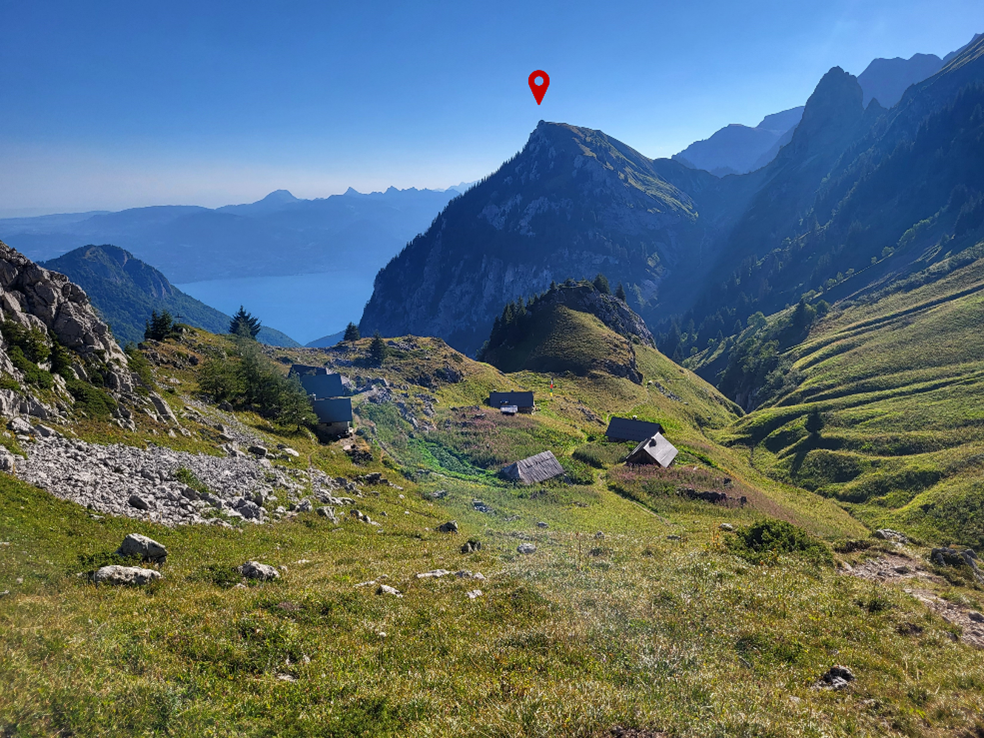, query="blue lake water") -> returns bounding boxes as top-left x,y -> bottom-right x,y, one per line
176,271 -> 375,345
